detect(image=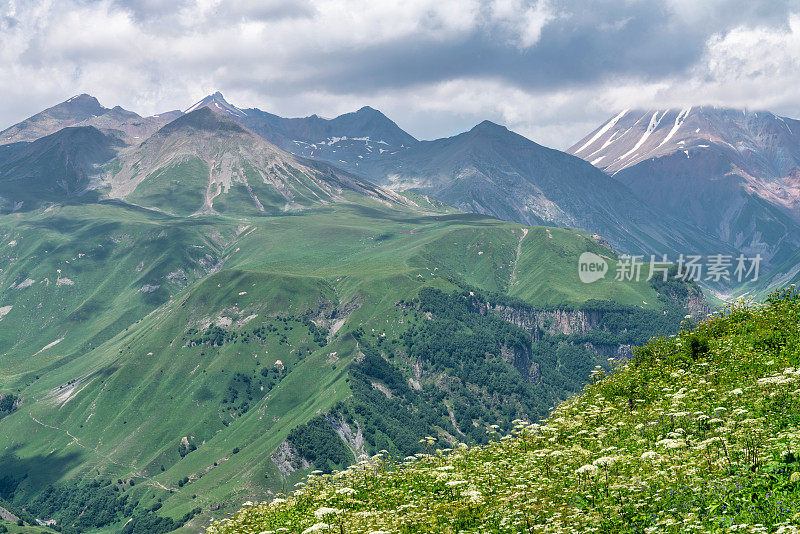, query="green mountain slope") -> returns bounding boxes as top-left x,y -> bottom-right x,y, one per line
0,196 -> 700,533
211,288 -> 800,534
735,246 -> 800,301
